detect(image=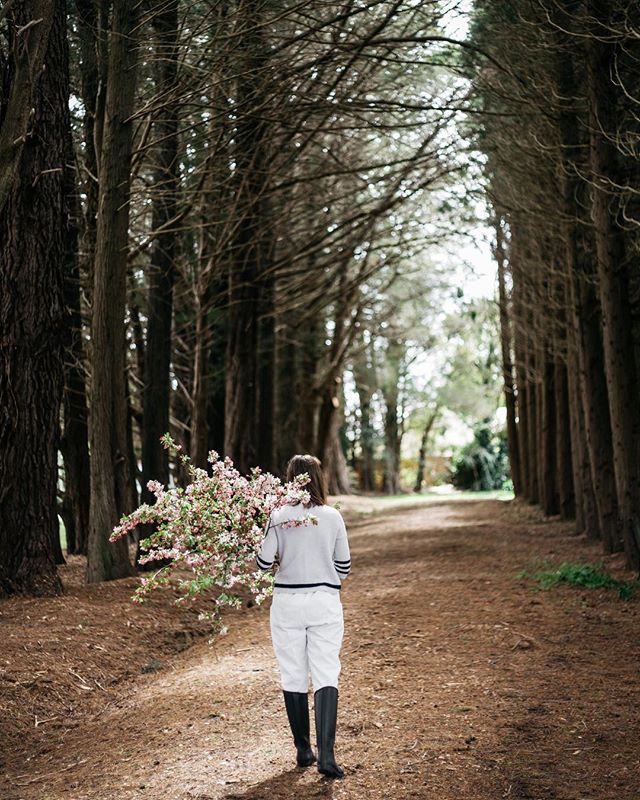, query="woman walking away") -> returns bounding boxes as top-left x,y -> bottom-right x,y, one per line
256,454 -> 351,779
